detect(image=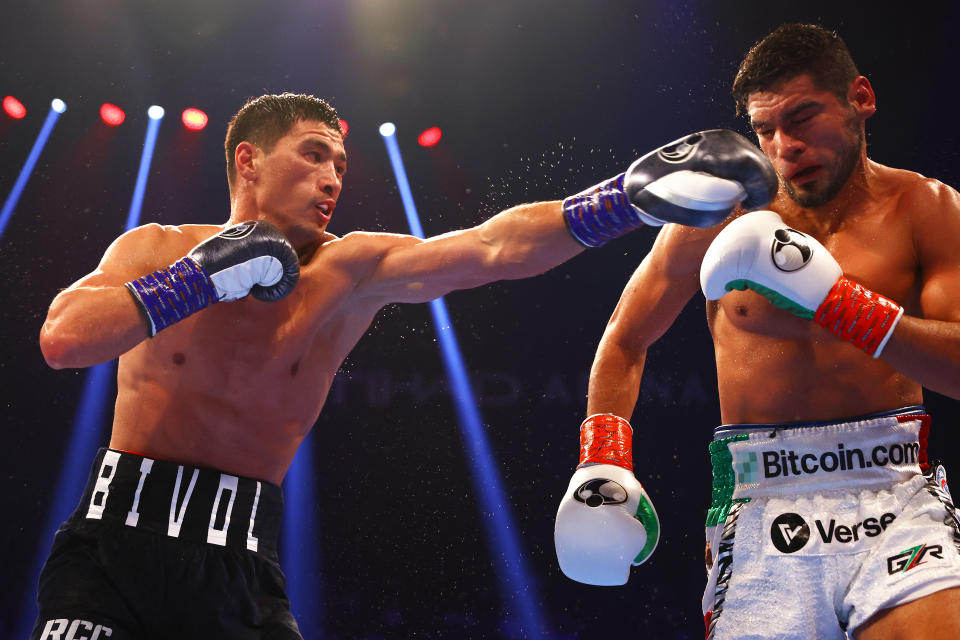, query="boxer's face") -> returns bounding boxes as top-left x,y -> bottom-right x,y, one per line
251,119 -> 346,235
747,73 -> 867,208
